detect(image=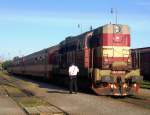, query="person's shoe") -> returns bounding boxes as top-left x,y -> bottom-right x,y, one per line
69,92 -> 72,94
